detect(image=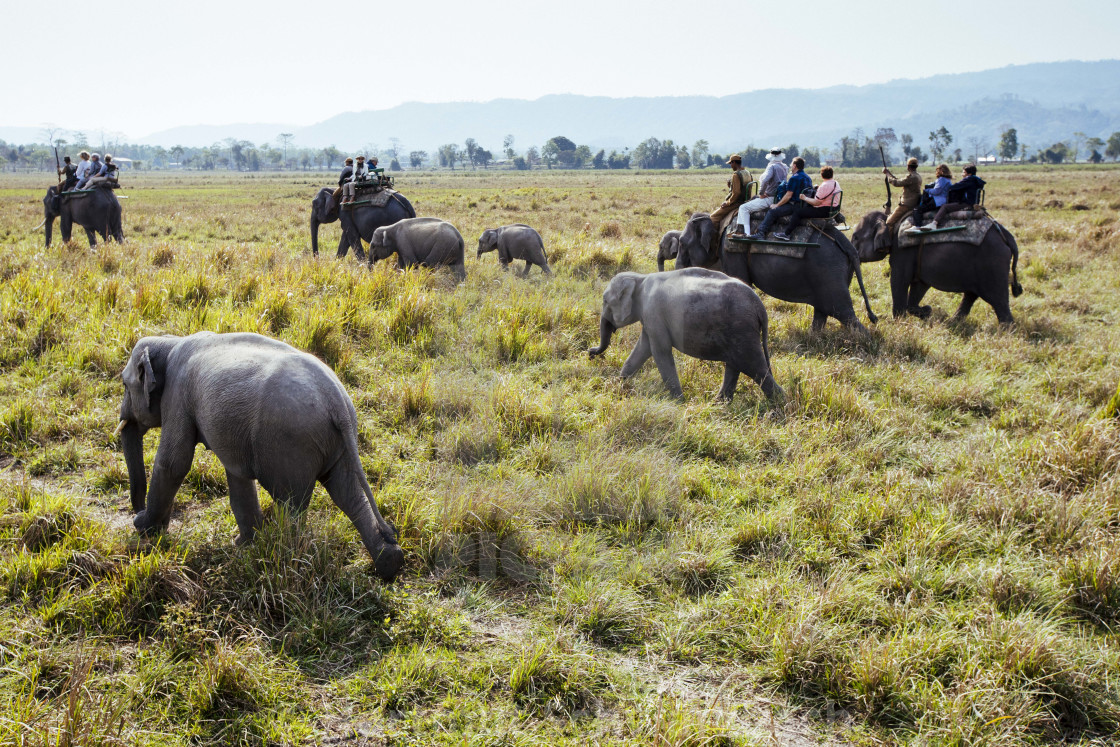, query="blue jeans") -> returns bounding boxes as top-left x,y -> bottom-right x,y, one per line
756,203 -> 795,235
